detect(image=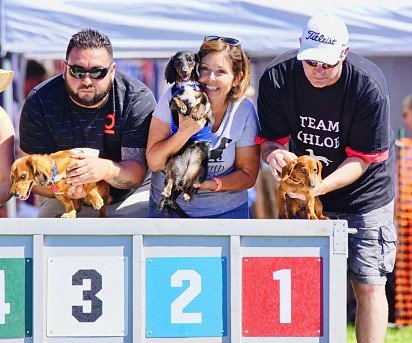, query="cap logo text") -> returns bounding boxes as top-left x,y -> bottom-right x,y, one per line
306,30 -> 337,45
